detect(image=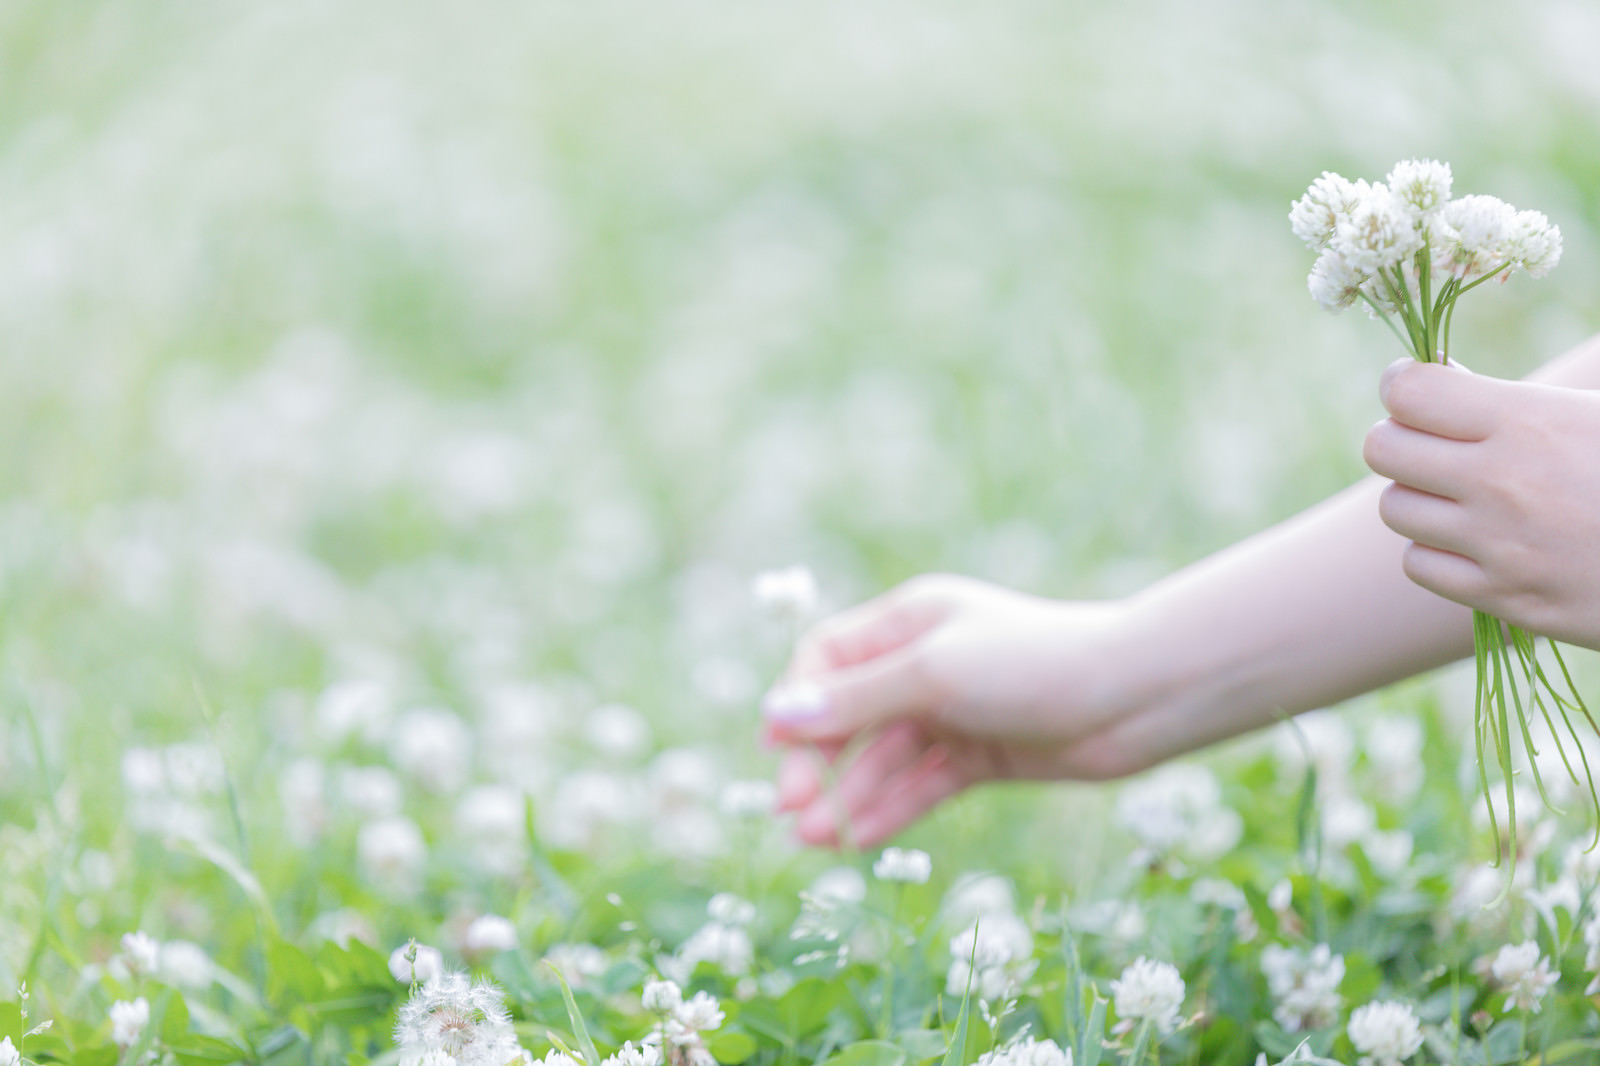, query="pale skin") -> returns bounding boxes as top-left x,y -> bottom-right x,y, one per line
762,332 -> 1600,848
